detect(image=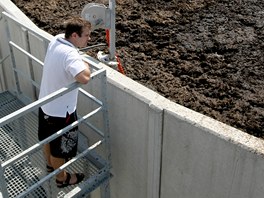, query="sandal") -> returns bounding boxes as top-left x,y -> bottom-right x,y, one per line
56,172 -> 85,188
46,165 -> 54,173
